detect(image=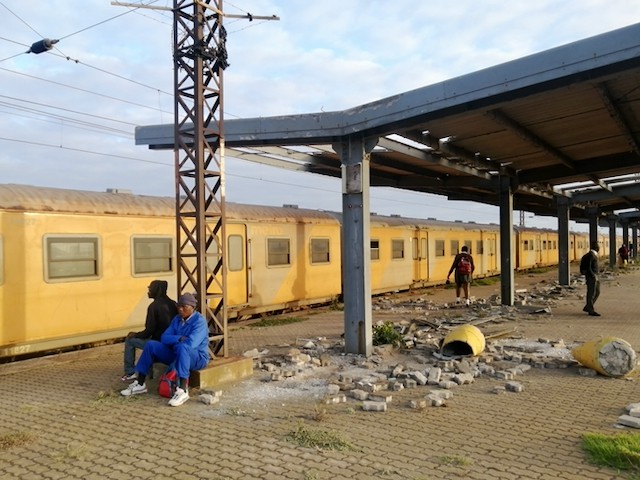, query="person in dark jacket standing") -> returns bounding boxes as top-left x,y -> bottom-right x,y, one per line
121,292 -> 210,407
583,241 -> 601,317
121,280 -> 177,381
446,245 -> 475,305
